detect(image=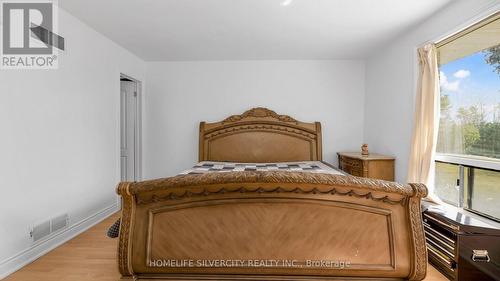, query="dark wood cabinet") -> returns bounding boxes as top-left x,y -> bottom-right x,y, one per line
422,202 -> 500,281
